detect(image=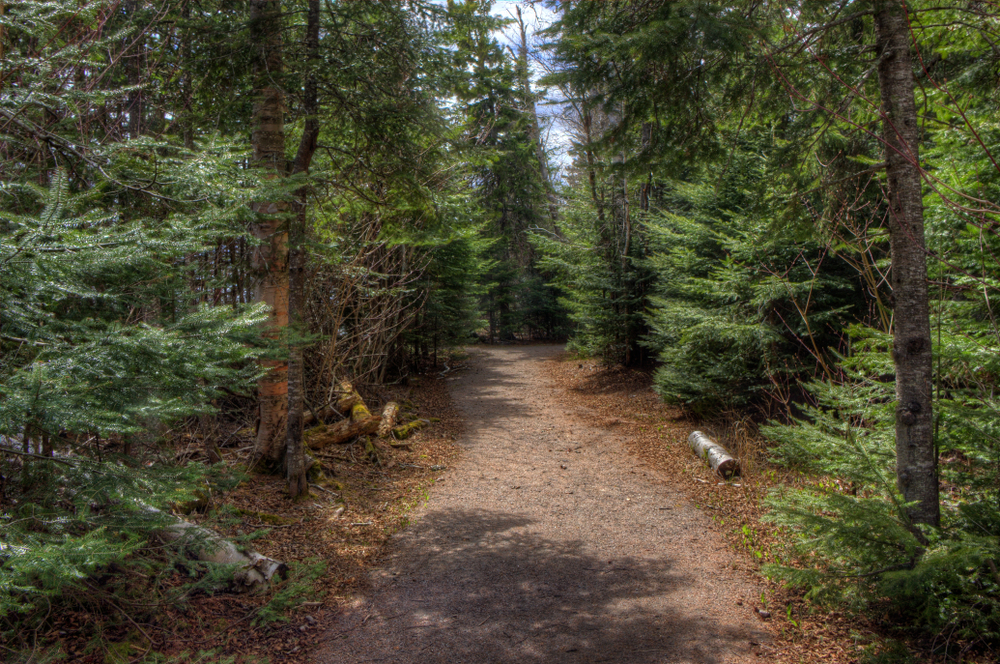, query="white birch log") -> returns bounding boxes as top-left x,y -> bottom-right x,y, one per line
687,431 -> 740,478
378,402 -> 400,438
151,509 -> 287,592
